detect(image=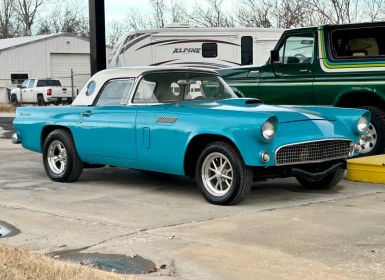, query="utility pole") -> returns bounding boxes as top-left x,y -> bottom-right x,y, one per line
88,0 -> 106,75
